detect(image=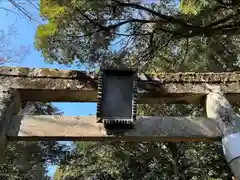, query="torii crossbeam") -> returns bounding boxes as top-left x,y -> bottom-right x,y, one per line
0,66 -> 240,179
